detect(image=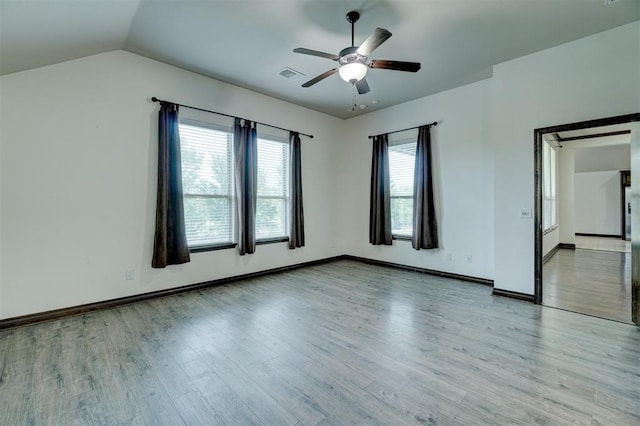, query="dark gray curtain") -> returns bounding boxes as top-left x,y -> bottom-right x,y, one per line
289,132 -> 305,249
233,118 -> 257,255
412,125 -> 439,249
152,102 -> 190,268
369,134 -> 392,245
